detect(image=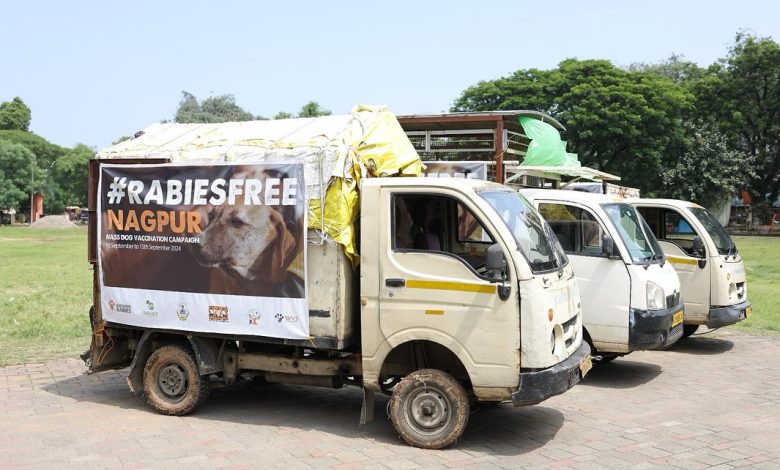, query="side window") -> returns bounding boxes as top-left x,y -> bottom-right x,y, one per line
393,194 -> 495,276
457,204 -> 491,243
581,212 -> 602,252
663,210 -> 699,255
664,211 -> 696,240
636,207 -> 662,238
539,203 -> 606,257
